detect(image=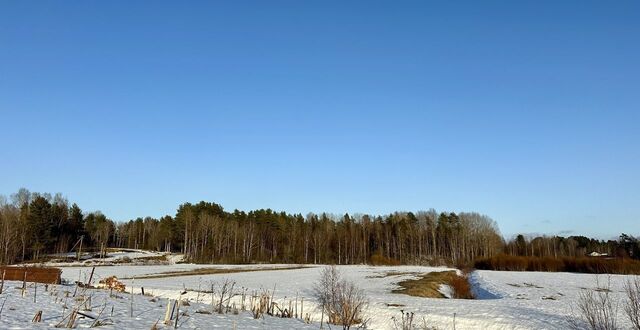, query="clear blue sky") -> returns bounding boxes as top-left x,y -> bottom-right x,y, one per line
1,1 -> 638,239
